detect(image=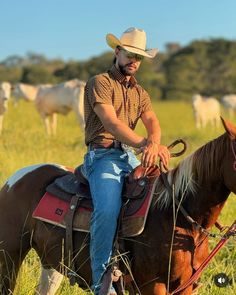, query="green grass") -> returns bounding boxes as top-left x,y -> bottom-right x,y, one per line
0,99 -> 235,294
